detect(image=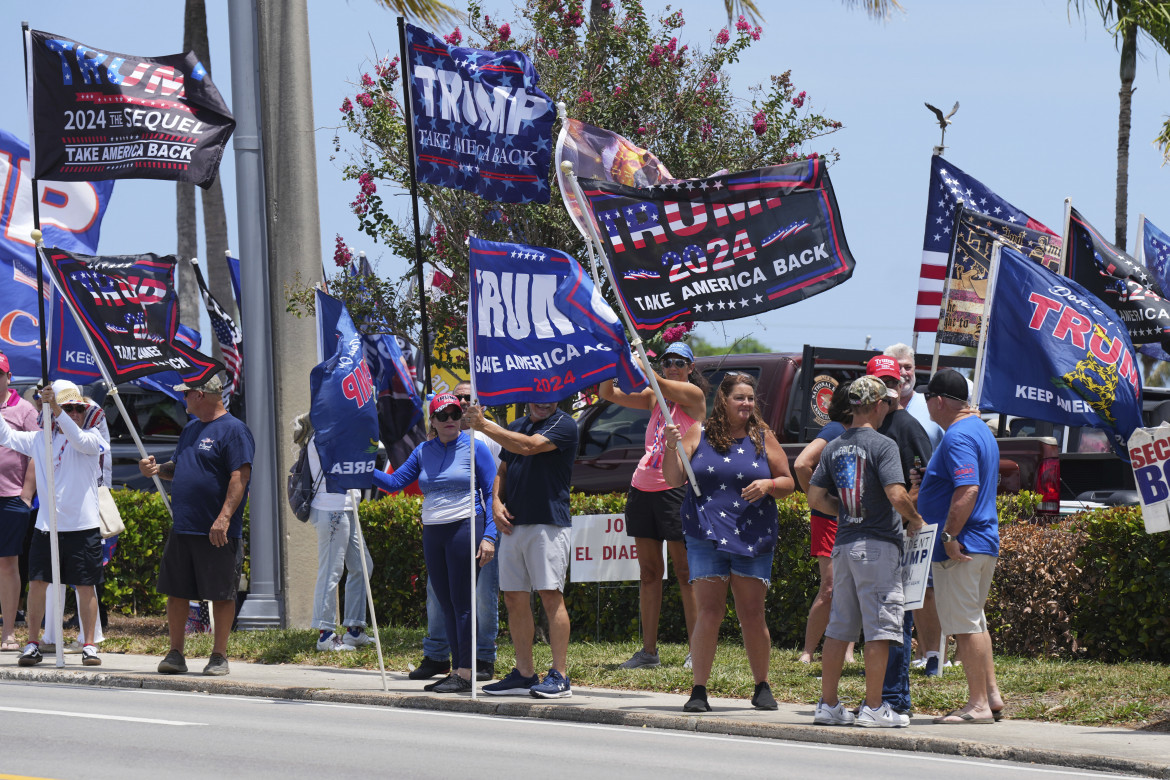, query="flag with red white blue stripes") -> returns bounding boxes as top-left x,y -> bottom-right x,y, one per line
191,260 -> 242,402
